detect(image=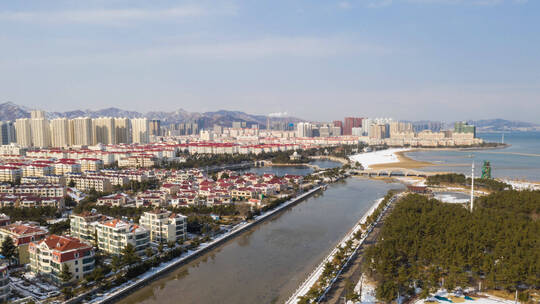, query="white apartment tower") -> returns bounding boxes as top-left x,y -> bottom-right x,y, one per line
93,117 -> 116,145
71,117 -> 93,146
29,110 -> 51,148
296,122 -> 313,138
131,118 -> 149,144
15,118 -> 32,147
50,118 -> 71,147
30,110 -> 45,119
